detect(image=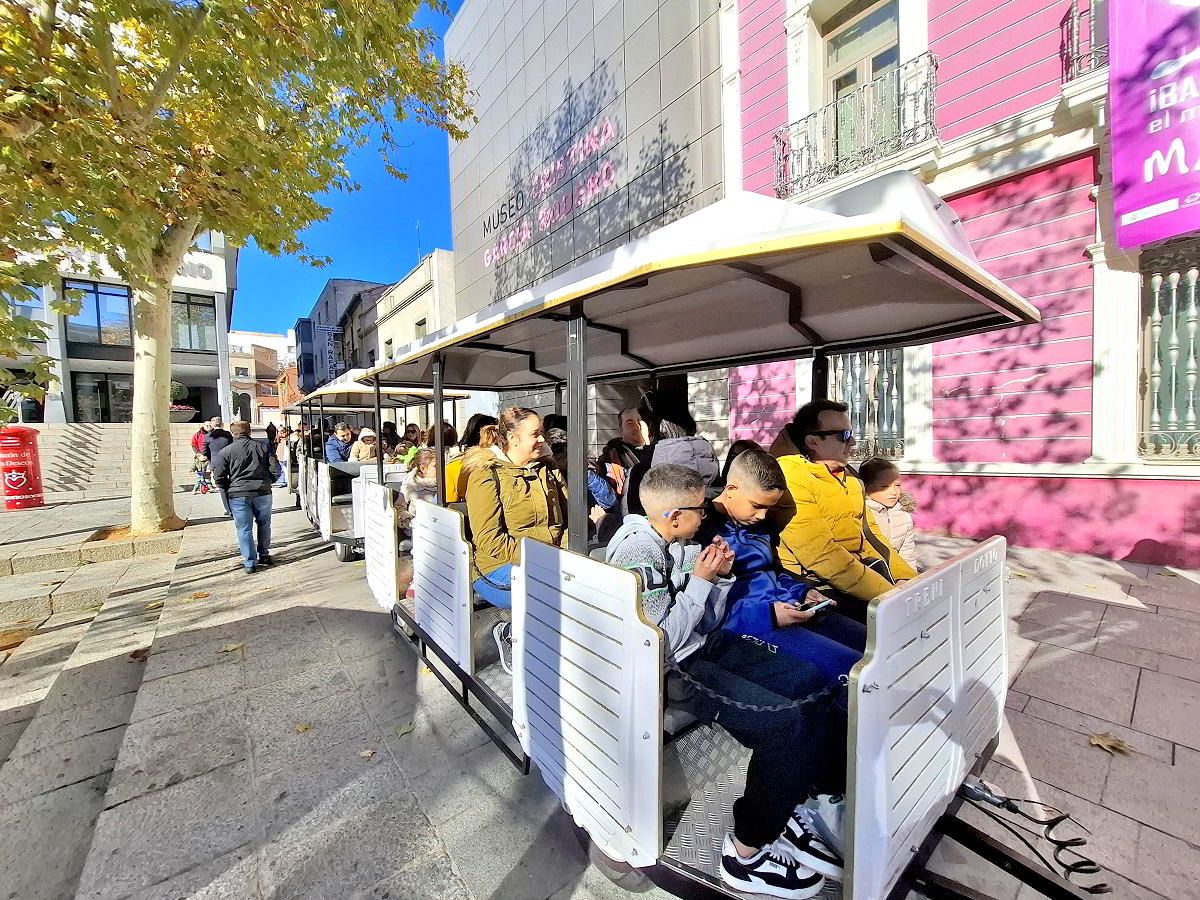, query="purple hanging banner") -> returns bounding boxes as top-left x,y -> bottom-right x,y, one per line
1110,0 -> 1200,248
